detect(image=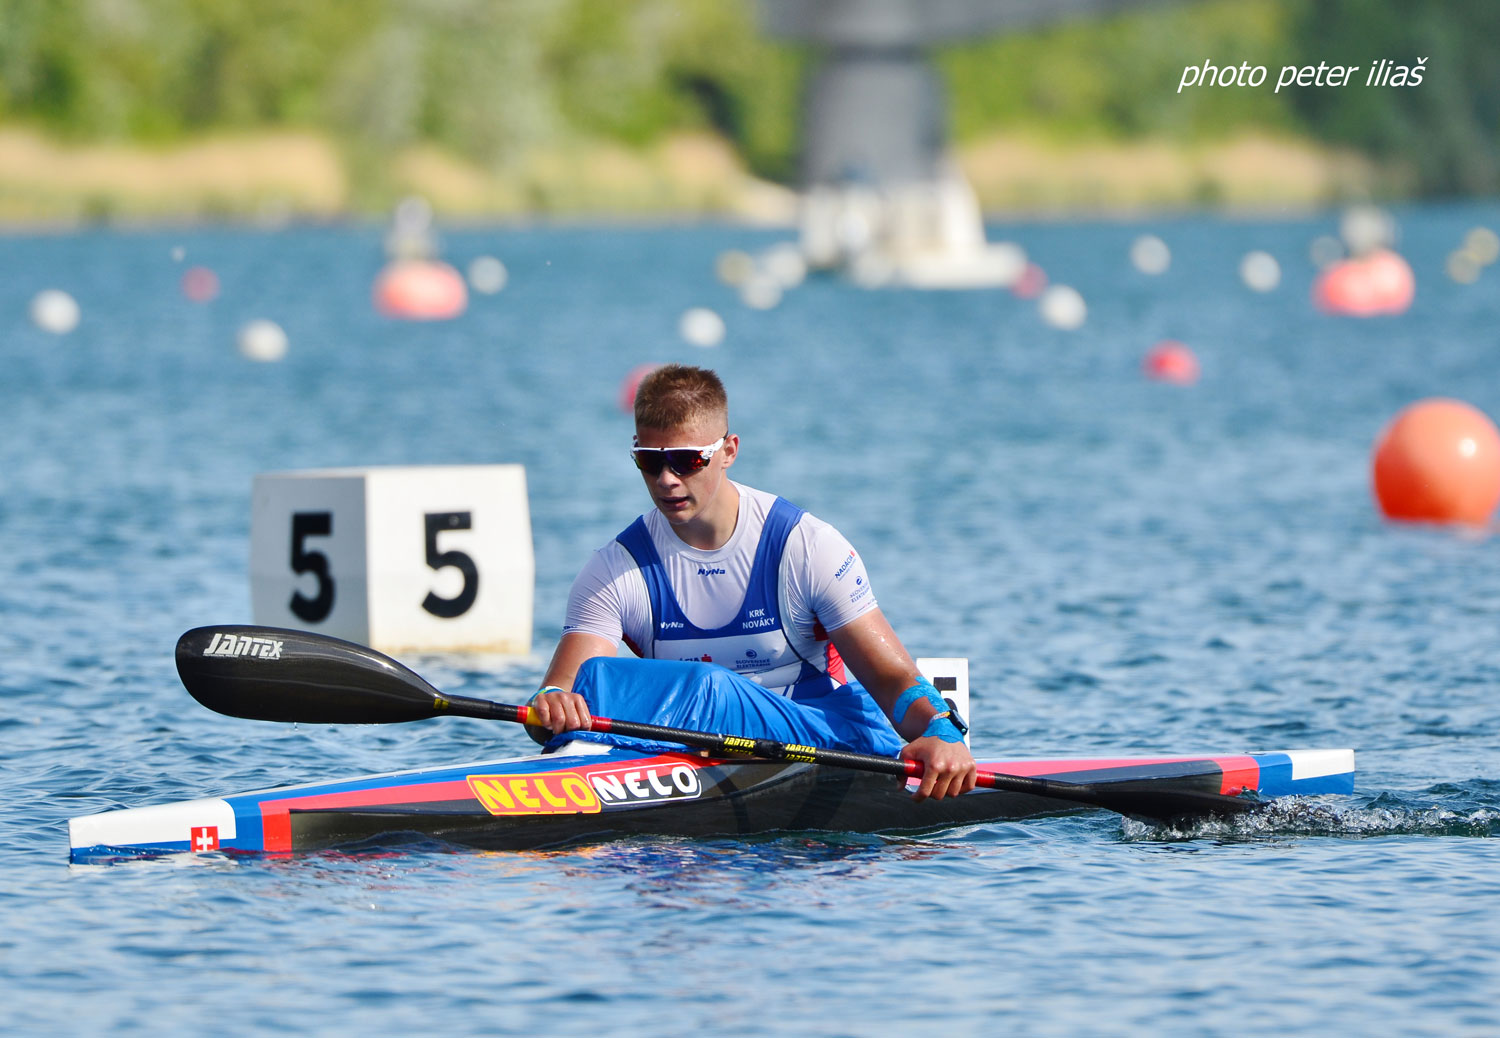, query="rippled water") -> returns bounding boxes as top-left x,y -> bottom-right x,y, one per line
4,210 -> 1500,1035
